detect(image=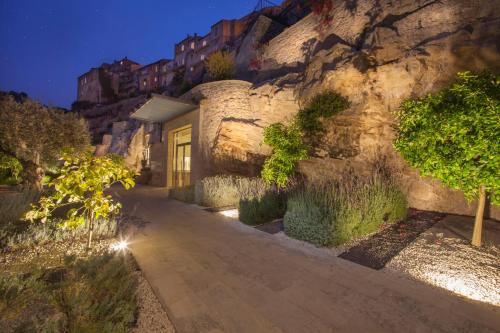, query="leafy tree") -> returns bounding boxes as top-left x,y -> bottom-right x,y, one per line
205,51 -> 235,81
394,71 -> 499,246
26,151 -> 136,249
262,122 -> 309,187
0,92 -> 90,188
